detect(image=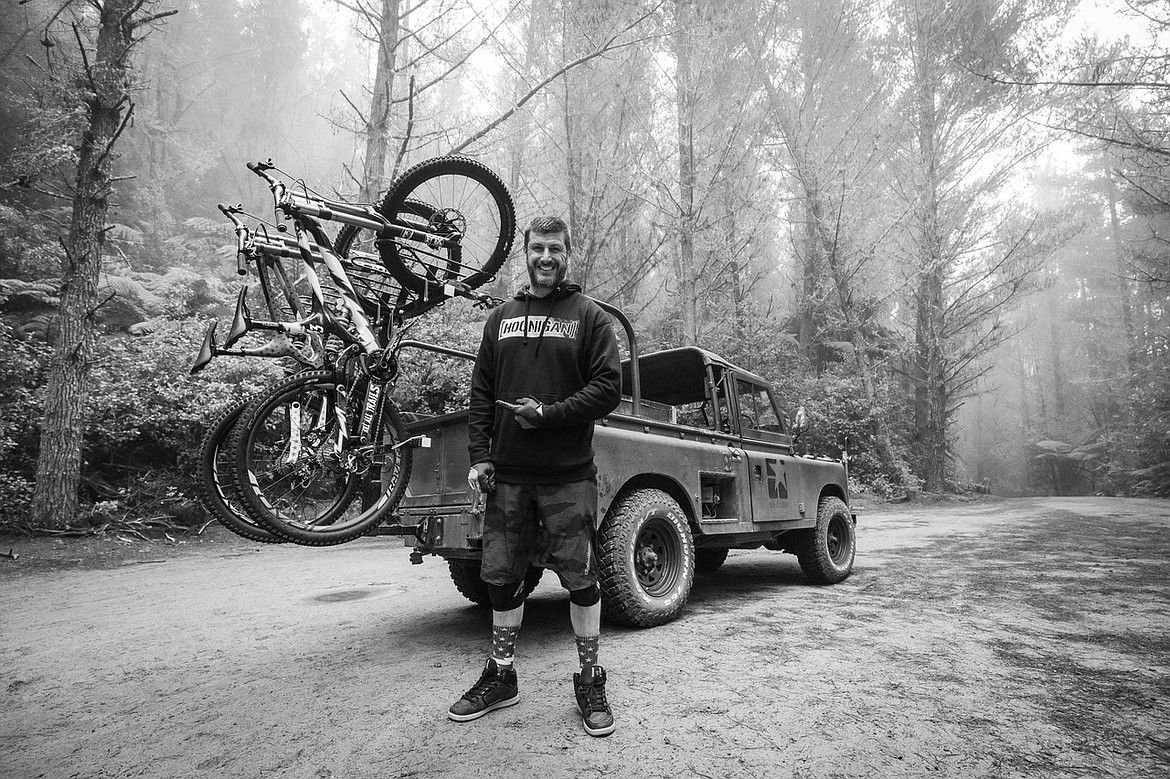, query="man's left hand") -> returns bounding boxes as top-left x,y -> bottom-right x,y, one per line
512,397 -> 542,429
